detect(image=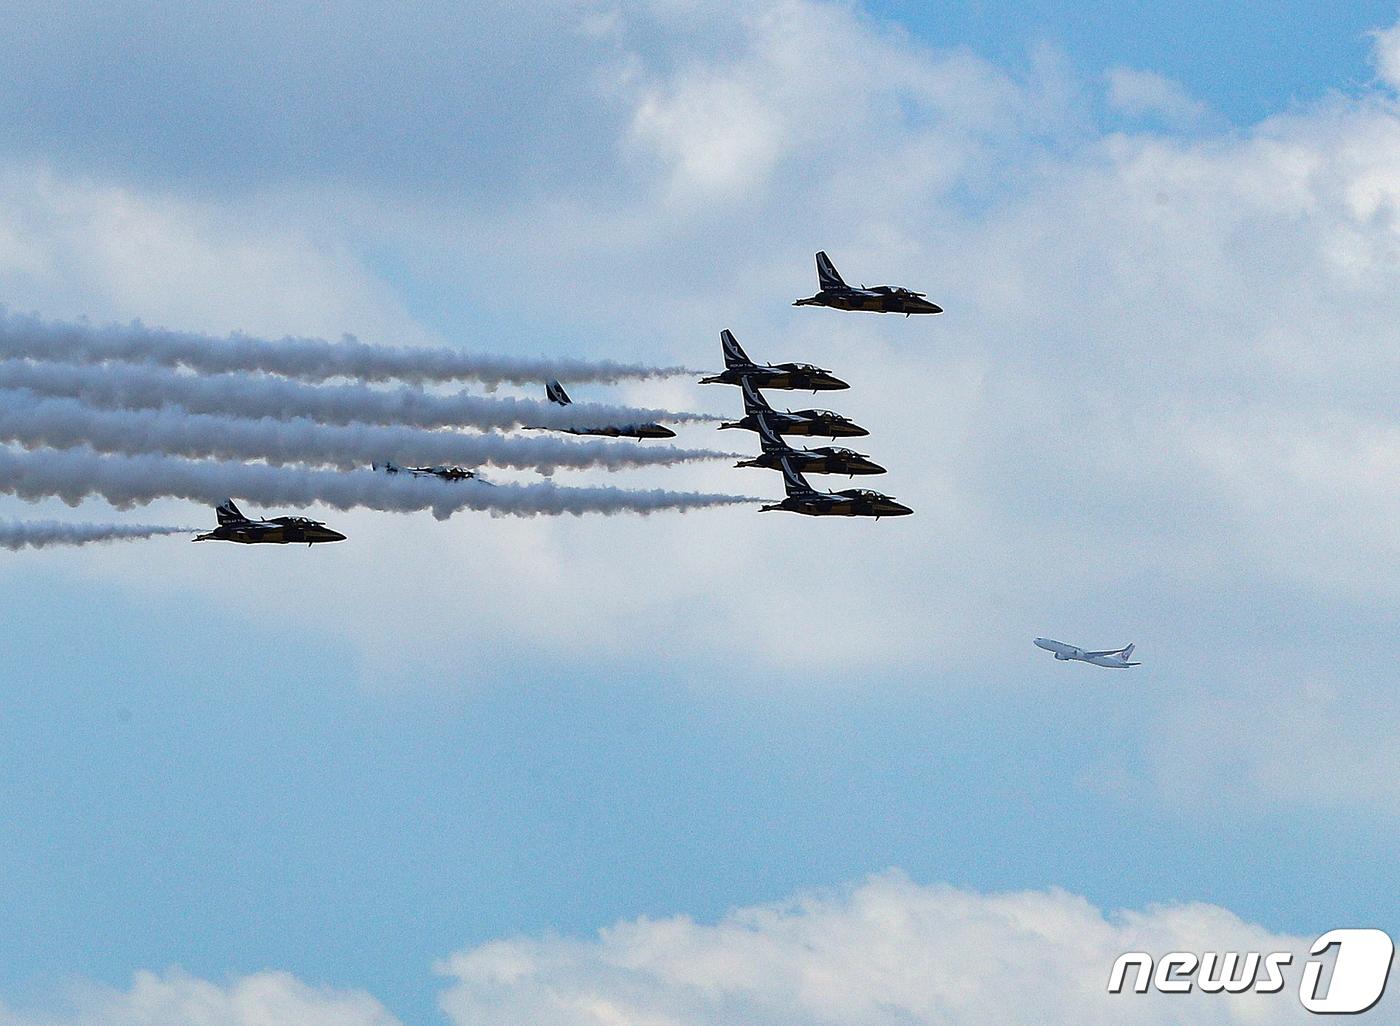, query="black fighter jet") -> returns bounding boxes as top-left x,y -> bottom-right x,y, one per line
193,499 -> 346,545
720,379 -> 868,438
793,251 -> 942,315
737,416 -> 885,476
760,457 -> 912,519
542,380 -> 676,439
374,460 -> 477,481
699,329 -> 849,392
